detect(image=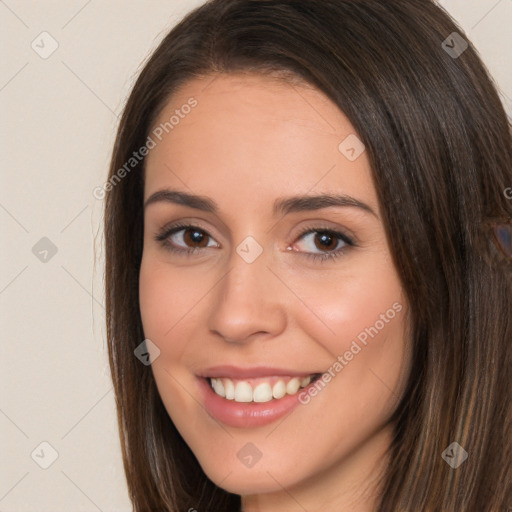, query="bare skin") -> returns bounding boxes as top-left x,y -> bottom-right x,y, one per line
139,72 -> 412,511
